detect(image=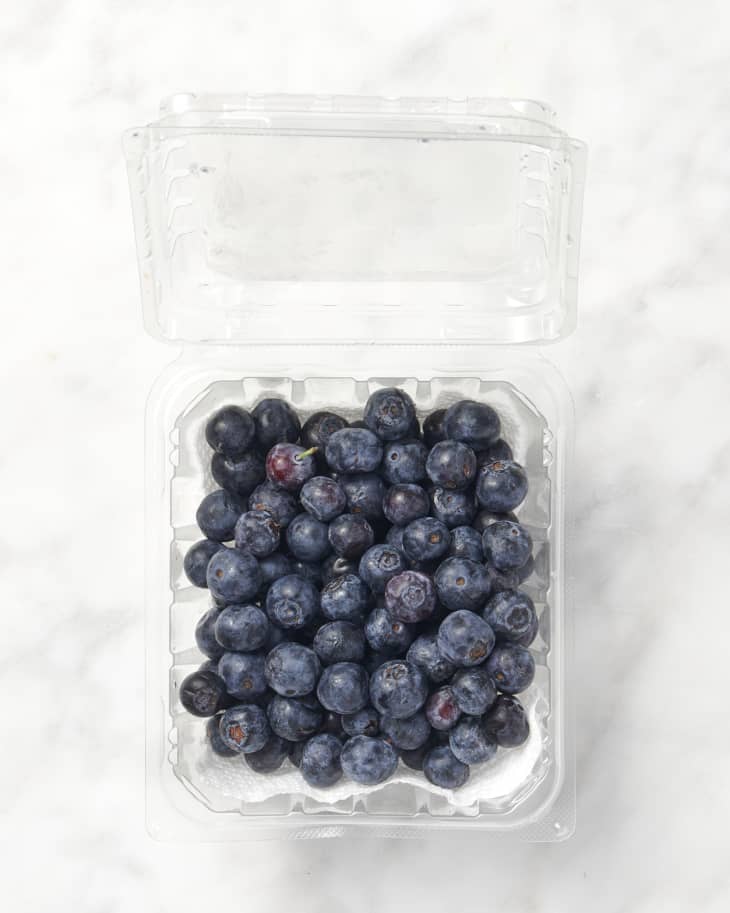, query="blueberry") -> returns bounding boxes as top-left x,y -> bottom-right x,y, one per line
258,552 -> 293,587
448,526 -> 484,562
384,570 -> 437,623
430,486 -> 477,528
423,408 -> 447,448
472,508 -> 517,534
400,741 -> 431,771
211,451 -> 266,499
339,473 -> 387,521
364,607 -> 414,655
214,604 -> 269,652
369,660 -> 428,719
265,442 -> 318,492
328,513 -> 374,559
301,411 -> 348,450
381,439 -> 428,485
300,476 -> 347,522
244,734 -> 292,773
218,704 -> 271,753
485,643 -> 535,694
196,490 -> 241,542
443,400 -> 501,450
363,387 -> 417,441
265,574 -> 320,629
383,483 -> 430,526
184,539 -> 223,587
342,706 -> 380,738
437,610 -> 495,667
316,662 -> 369,714
265,642 -> 321,697
451,667 -> 498,716
476,438 -> 514,465
207,547 -> 262,604
406,634 -> 456,684
286,513 -> 331,562
514,613 -> 539,647
341,735 -> 399,785
516,553 -> 535,584
320,711 -> 345,738
218,651 -> 268,700
402,517 -> 450,563
195,607 -> 224,659
434,557 -> 491,612
207,713 -> 238,757
289,740 -> 306,767
313,621 -> 366,664
205,405 -> 255,457
321,554 -> 358,584
300,733 -> 343,787
320,574 -> 371,622
381,712 -> 430,750
288,560 -> 322,586
423,745 -> 470,789
234,510 -> 280,557
252,398 -> 301,451
248,481 -> 299,528
475,460 -> 528,513
425,686 -> 462,731
484,563 -> 521,595
449,717 -> 498,765
385,525 -> 406,552
359,544 -> 408,594
483,590 -> 537,643
179,669 -> 227,717
267,695 -> 324,741
484,694 -> 530,747
482,520 -> 532,570
425,440 -> 476,491
325,427 -> 383,473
